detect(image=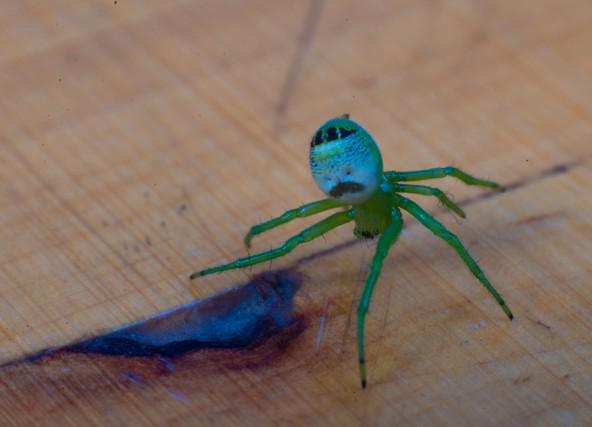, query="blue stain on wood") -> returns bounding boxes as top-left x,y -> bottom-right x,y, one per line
6,238 -> 359,368
68,269 -> 303,357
